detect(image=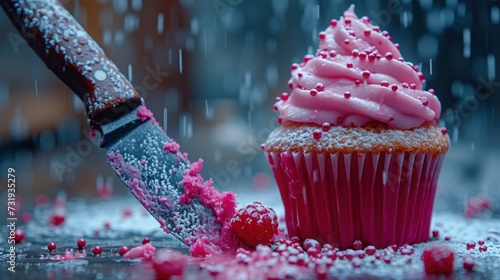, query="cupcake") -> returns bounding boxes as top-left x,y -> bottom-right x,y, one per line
263,6 -> 449,249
